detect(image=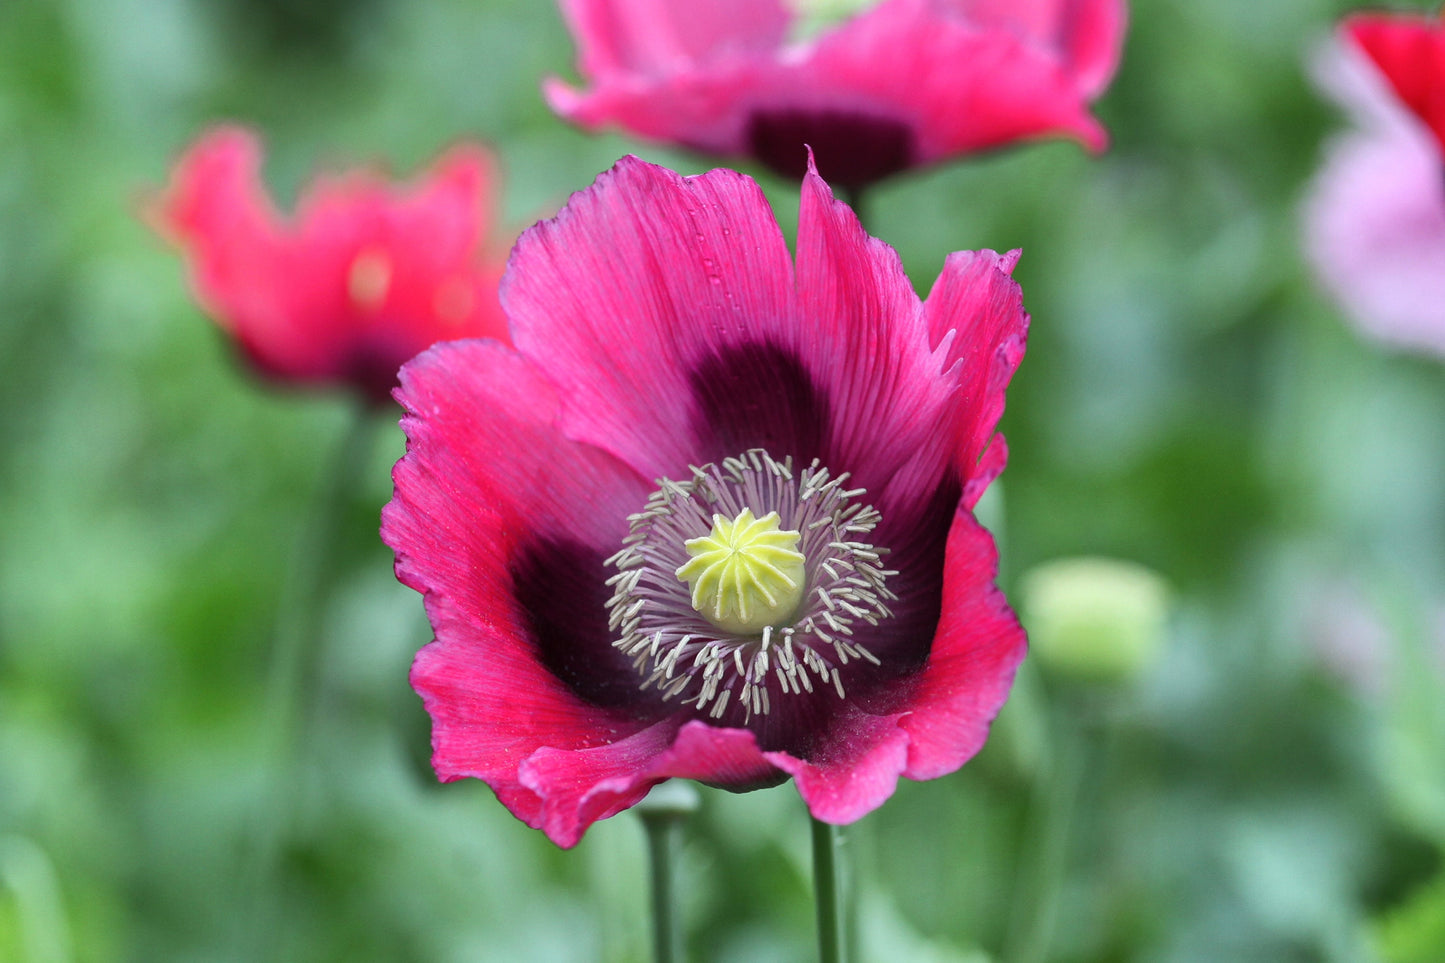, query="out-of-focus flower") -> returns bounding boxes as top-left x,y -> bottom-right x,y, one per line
1349,12 -> 1445,152
545,0 -> 1126,192
1301,575 -> 1445,701
1304,13 -> 1445,355
1303,576 -> 1393,699
152,126 -> 509,404
1020,556 -> 1169,685
383,155 -> 1029,847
